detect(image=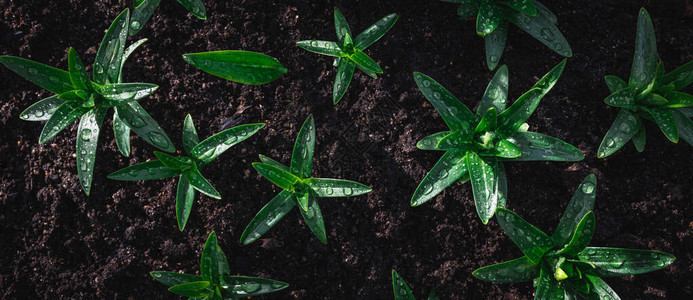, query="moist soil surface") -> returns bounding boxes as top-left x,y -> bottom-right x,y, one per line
1,0 -> 692,299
